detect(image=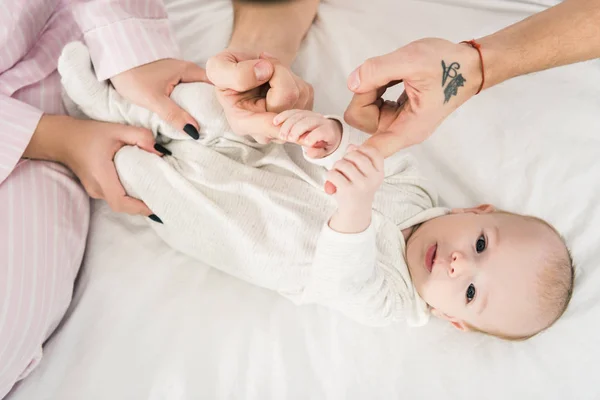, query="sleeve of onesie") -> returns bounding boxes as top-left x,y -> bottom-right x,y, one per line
72,0 -> 181,80
296,221 -> 401,326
